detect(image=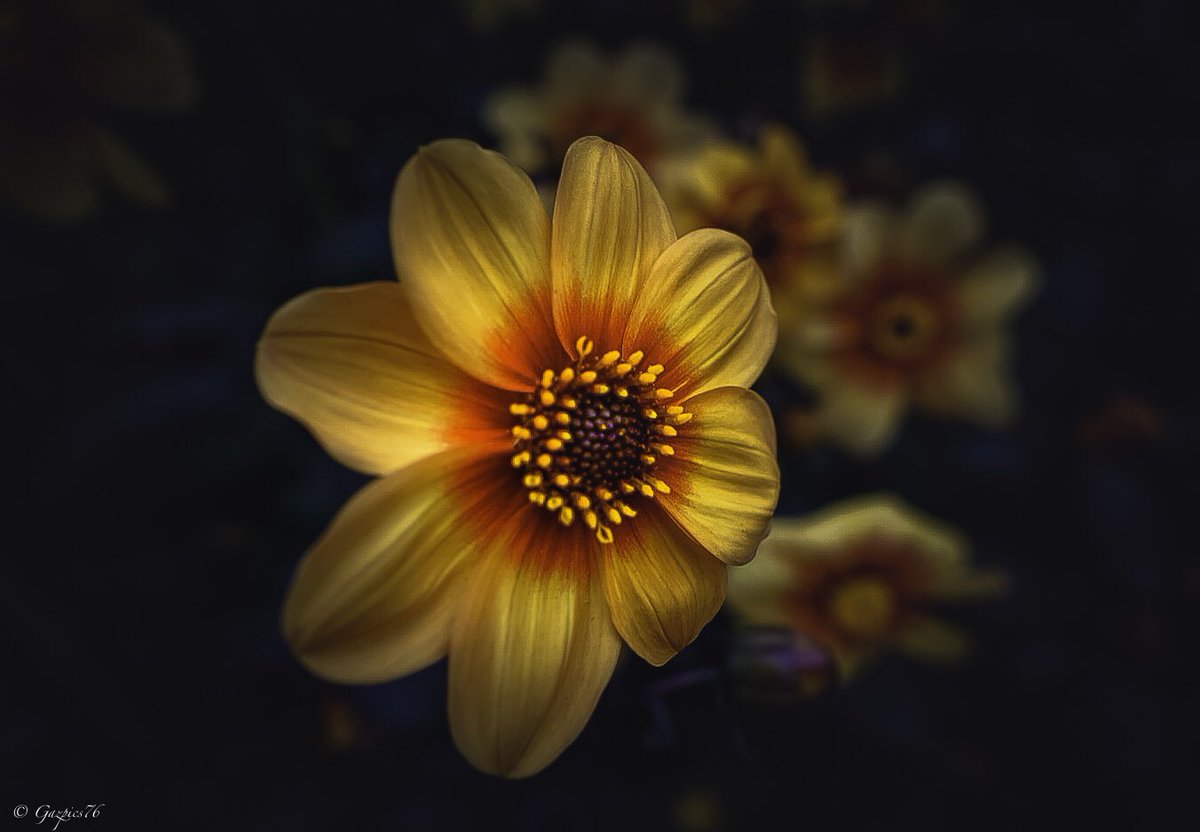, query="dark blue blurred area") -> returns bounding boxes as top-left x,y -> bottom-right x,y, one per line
3,1 -> 1197,829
